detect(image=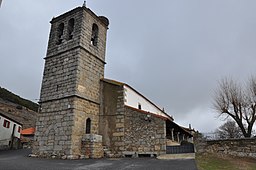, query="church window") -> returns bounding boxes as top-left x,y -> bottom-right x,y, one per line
67,18 -> 75,40
56,23 -> 64,45
91,23 -> 99,46
138,103 -> 142,110
85,118 -> 91,134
